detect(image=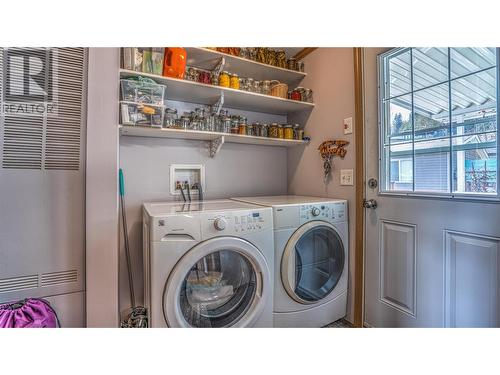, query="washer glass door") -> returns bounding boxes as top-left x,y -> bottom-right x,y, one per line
180,250 -> 256,327
163,237 -> 269,328
282,223 -> 344,304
